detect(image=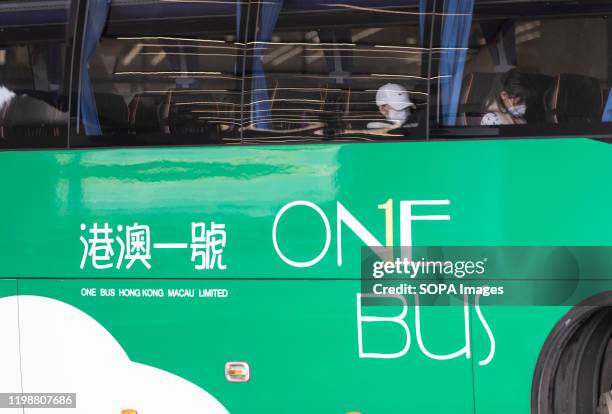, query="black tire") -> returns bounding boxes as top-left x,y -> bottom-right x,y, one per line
532,292 -> 612,414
